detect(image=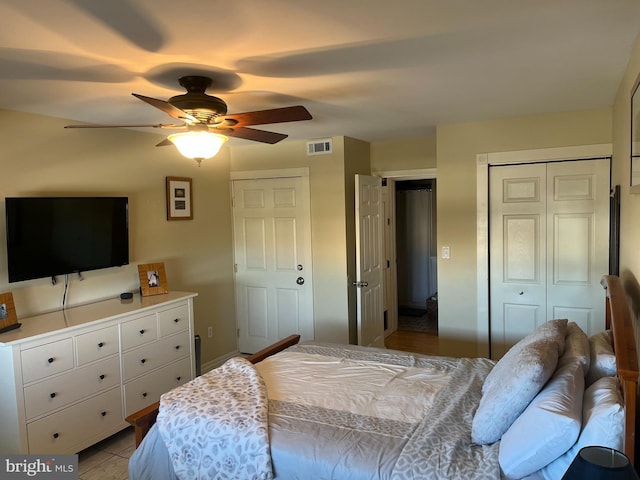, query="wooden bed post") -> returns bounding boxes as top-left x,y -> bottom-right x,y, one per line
602,275 -> 639,465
